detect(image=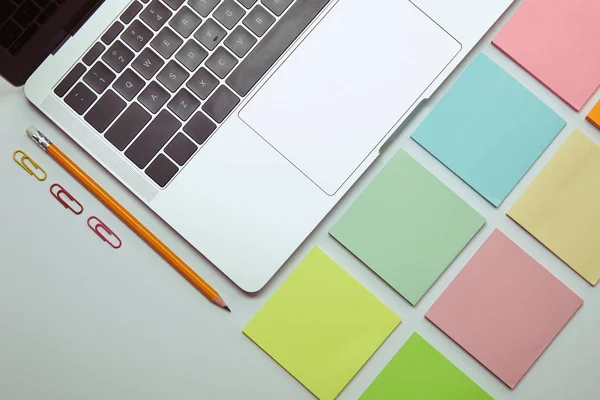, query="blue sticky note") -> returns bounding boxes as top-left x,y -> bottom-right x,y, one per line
412,54 -> 565,207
